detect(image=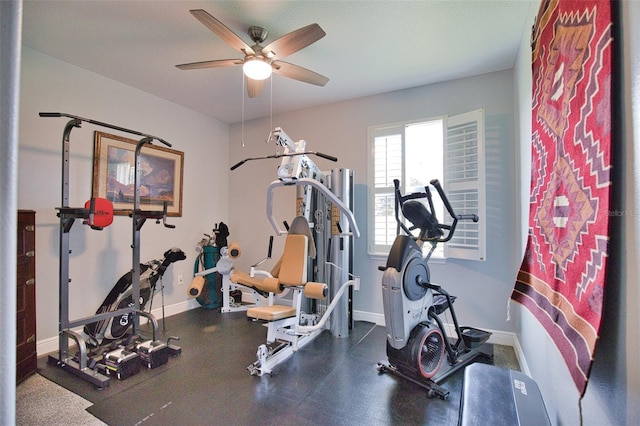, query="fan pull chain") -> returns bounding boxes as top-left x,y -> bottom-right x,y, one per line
241,75 -> 245,148
265,75 -> 274,144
